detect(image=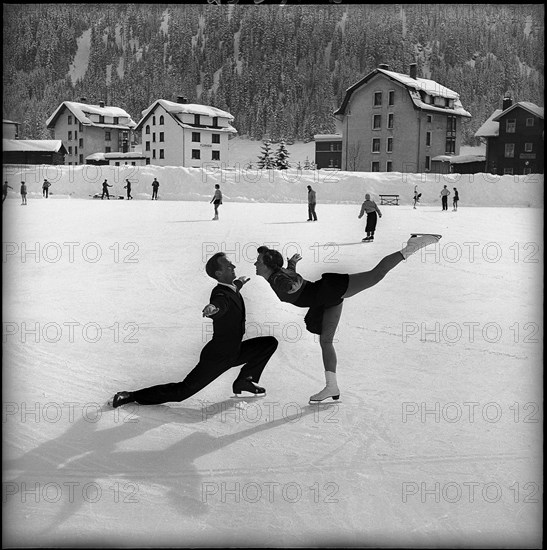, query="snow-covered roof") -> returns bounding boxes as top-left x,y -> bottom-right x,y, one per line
136,99 -> 237,133
492,101 -> 544,121
314,134 -> 343,141
2,139 -> 66,153
432,153 -> 486,164
3,119 -> 20,125
46,101 -> 137,129
334,67 -> 471,118
104,151 -> 147,159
